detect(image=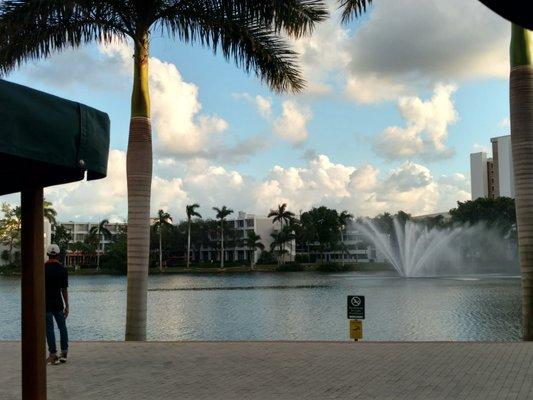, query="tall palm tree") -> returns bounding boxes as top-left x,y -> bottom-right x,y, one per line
43,199 -> 57,227
268,203 -> 295,229
268,203 -> 295,263
510,24 -> 533,340
186,204 -> 202,269
213,206 -> 233,268
154,209 -> 172,272
338,210 -> 353,265
245,231 -> 264,270
270,225 -> 296,266
0,1 -> 328,341
89,219 -> 112,271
